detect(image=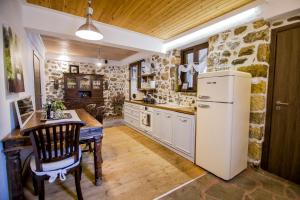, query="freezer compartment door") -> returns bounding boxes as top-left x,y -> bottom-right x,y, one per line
197,75 -> 234,102
196,102 -> 233,180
